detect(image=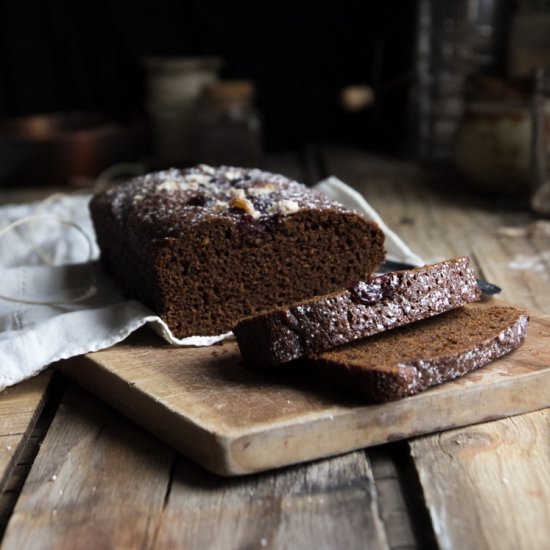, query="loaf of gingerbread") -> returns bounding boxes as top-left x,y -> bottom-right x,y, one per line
89,165 -> 385,338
